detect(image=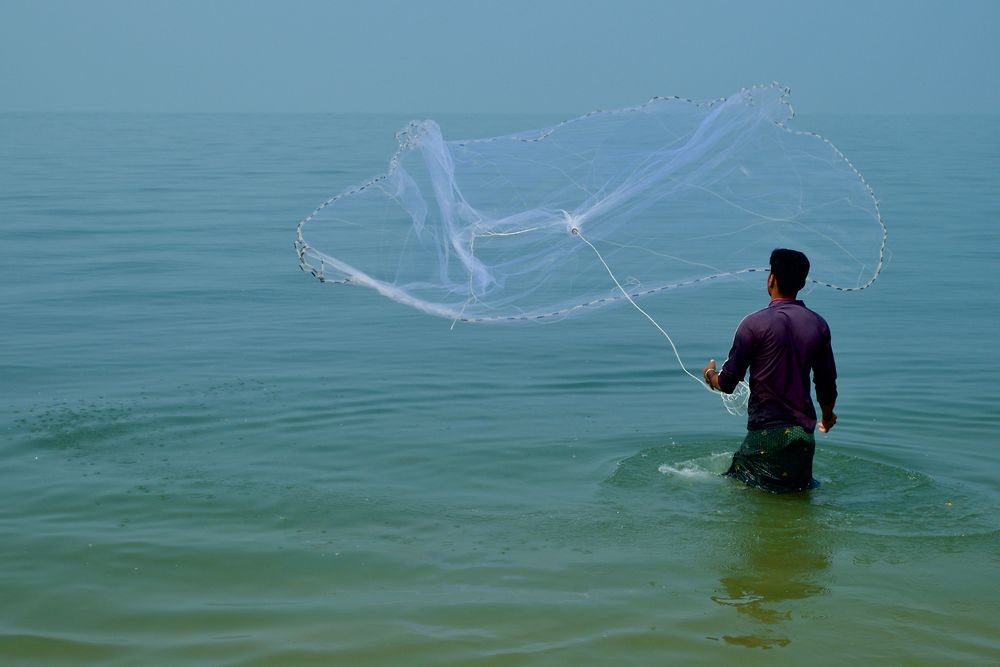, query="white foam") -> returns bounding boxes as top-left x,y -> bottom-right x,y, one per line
659,452 -> 733,479
658,462 -> 714,479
